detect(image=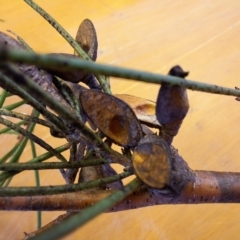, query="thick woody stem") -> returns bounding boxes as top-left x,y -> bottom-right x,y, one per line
1,170 -> 240,211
